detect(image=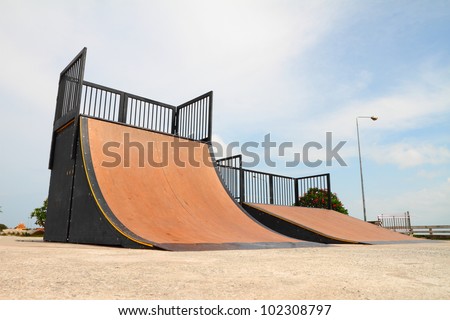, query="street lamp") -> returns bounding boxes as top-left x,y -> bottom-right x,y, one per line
356,116 -> 378,221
